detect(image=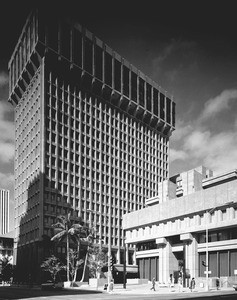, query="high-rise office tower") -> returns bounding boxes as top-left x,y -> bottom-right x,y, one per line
0,189 -> 9,235
8,8 -> 175,282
